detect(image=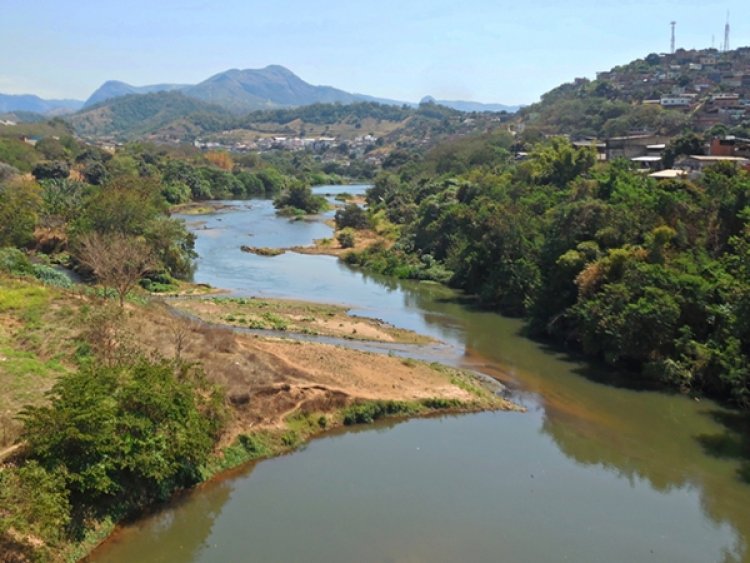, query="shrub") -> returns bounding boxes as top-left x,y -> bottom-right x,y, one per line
337,228 -> 356,249
342,401 -> 416,425
20,358 -> 225,512
32,160 -> 70,181
0,247 -> 34,276
32,264 -> 73,288
273,184 -> 327,214
335,203 -> 369,230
